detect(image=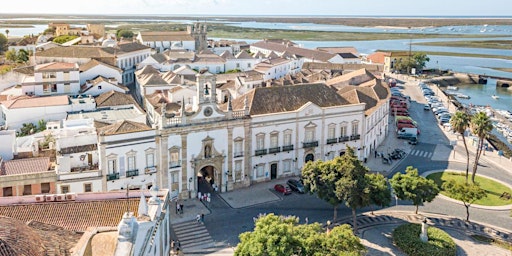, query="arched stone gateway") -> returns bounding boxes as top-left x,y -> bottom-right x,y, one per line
190,136 -> 226,197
